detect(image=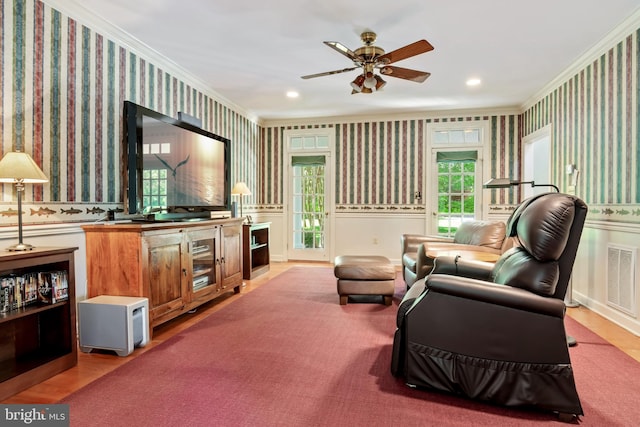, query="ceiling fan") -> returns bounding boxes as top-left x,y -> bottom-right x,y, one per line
301,31 -> 434,94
